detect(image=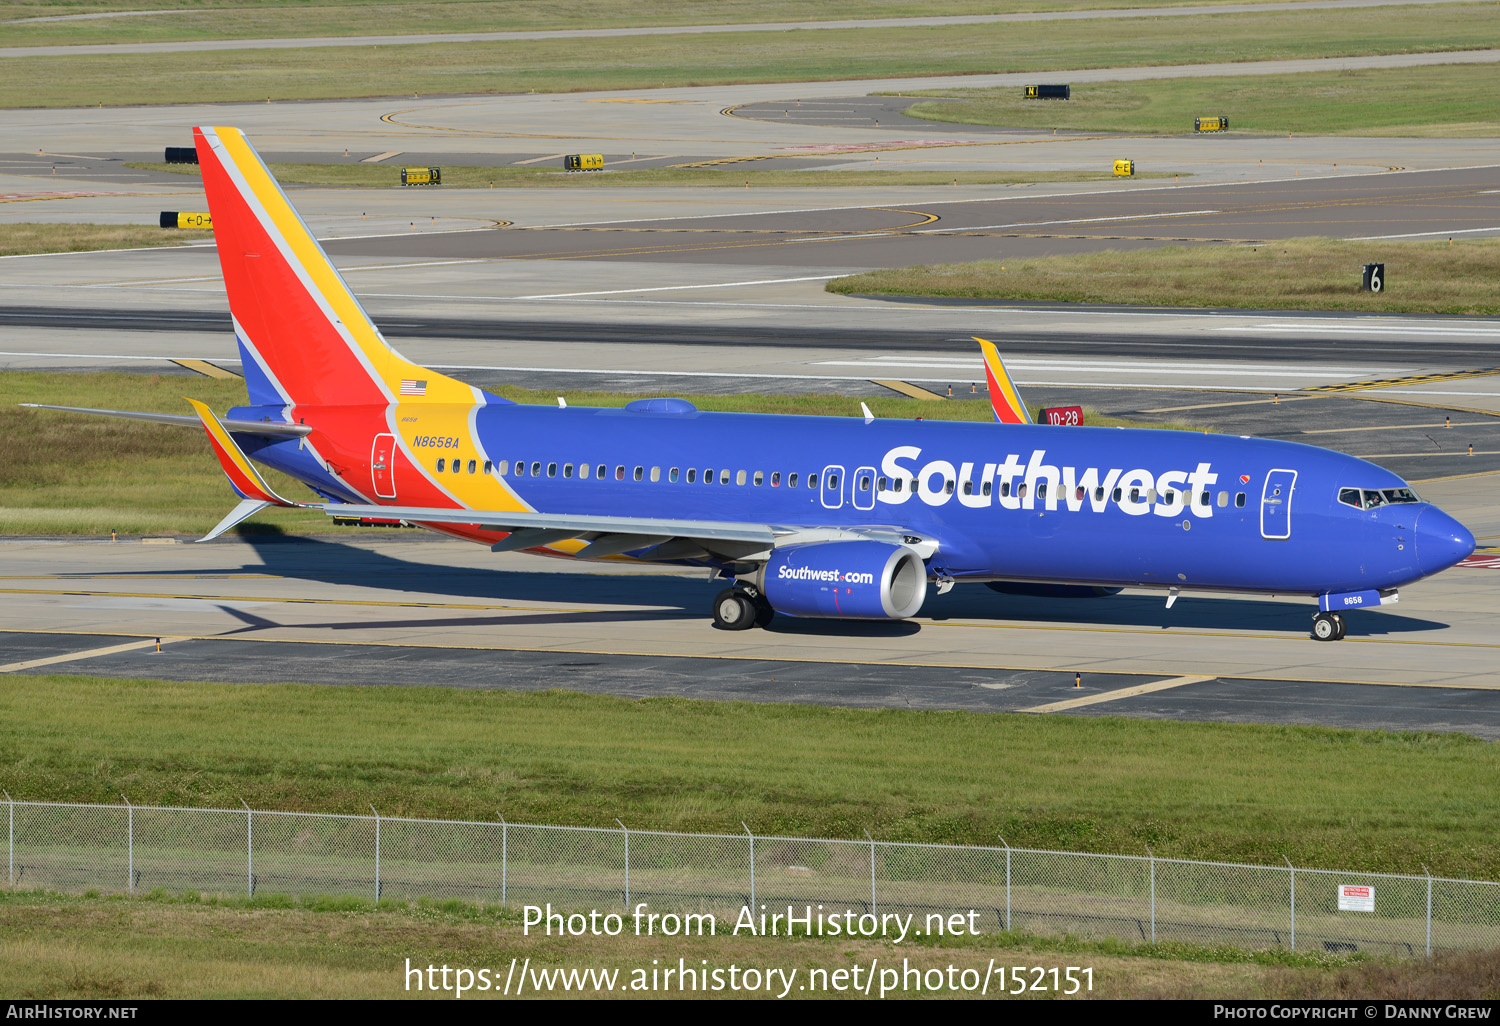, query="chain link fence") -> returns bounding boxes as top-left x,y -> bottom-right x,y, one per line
4,797 -> 1497,957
